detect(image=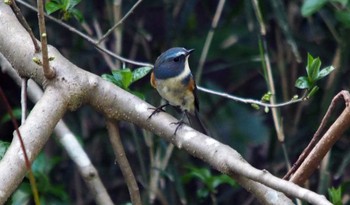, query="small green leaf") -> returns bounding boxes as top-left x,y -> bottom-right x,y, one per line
261,91 -> 272,102
111,69 -> 133,88
45,1 -> 63,15
197,188 -> 209,199
251,104 -> 260,110
132,67 -> 152,83
301,0 -> 327,17
309,57 -> 321,81
119,70 -> 133,88
317,66 -> 335,80
101,74 -> 122,87
212,175 -> 237,188
67,0 -> 81,9
328,186 -> 343,205
295,76 -> 311,89
70,8 -> 84,22
1,108 -> 21,123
